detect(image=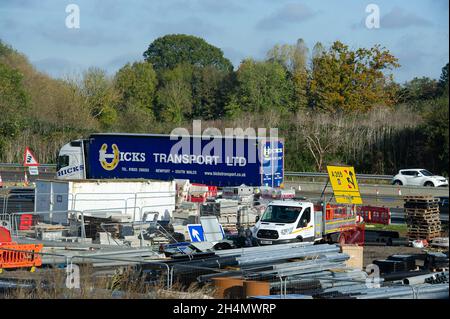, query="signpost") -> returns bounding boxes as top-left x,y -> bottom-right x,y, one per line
187,224 -> 225,242
326,165 -> 362,204
23,147 -> 40,183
